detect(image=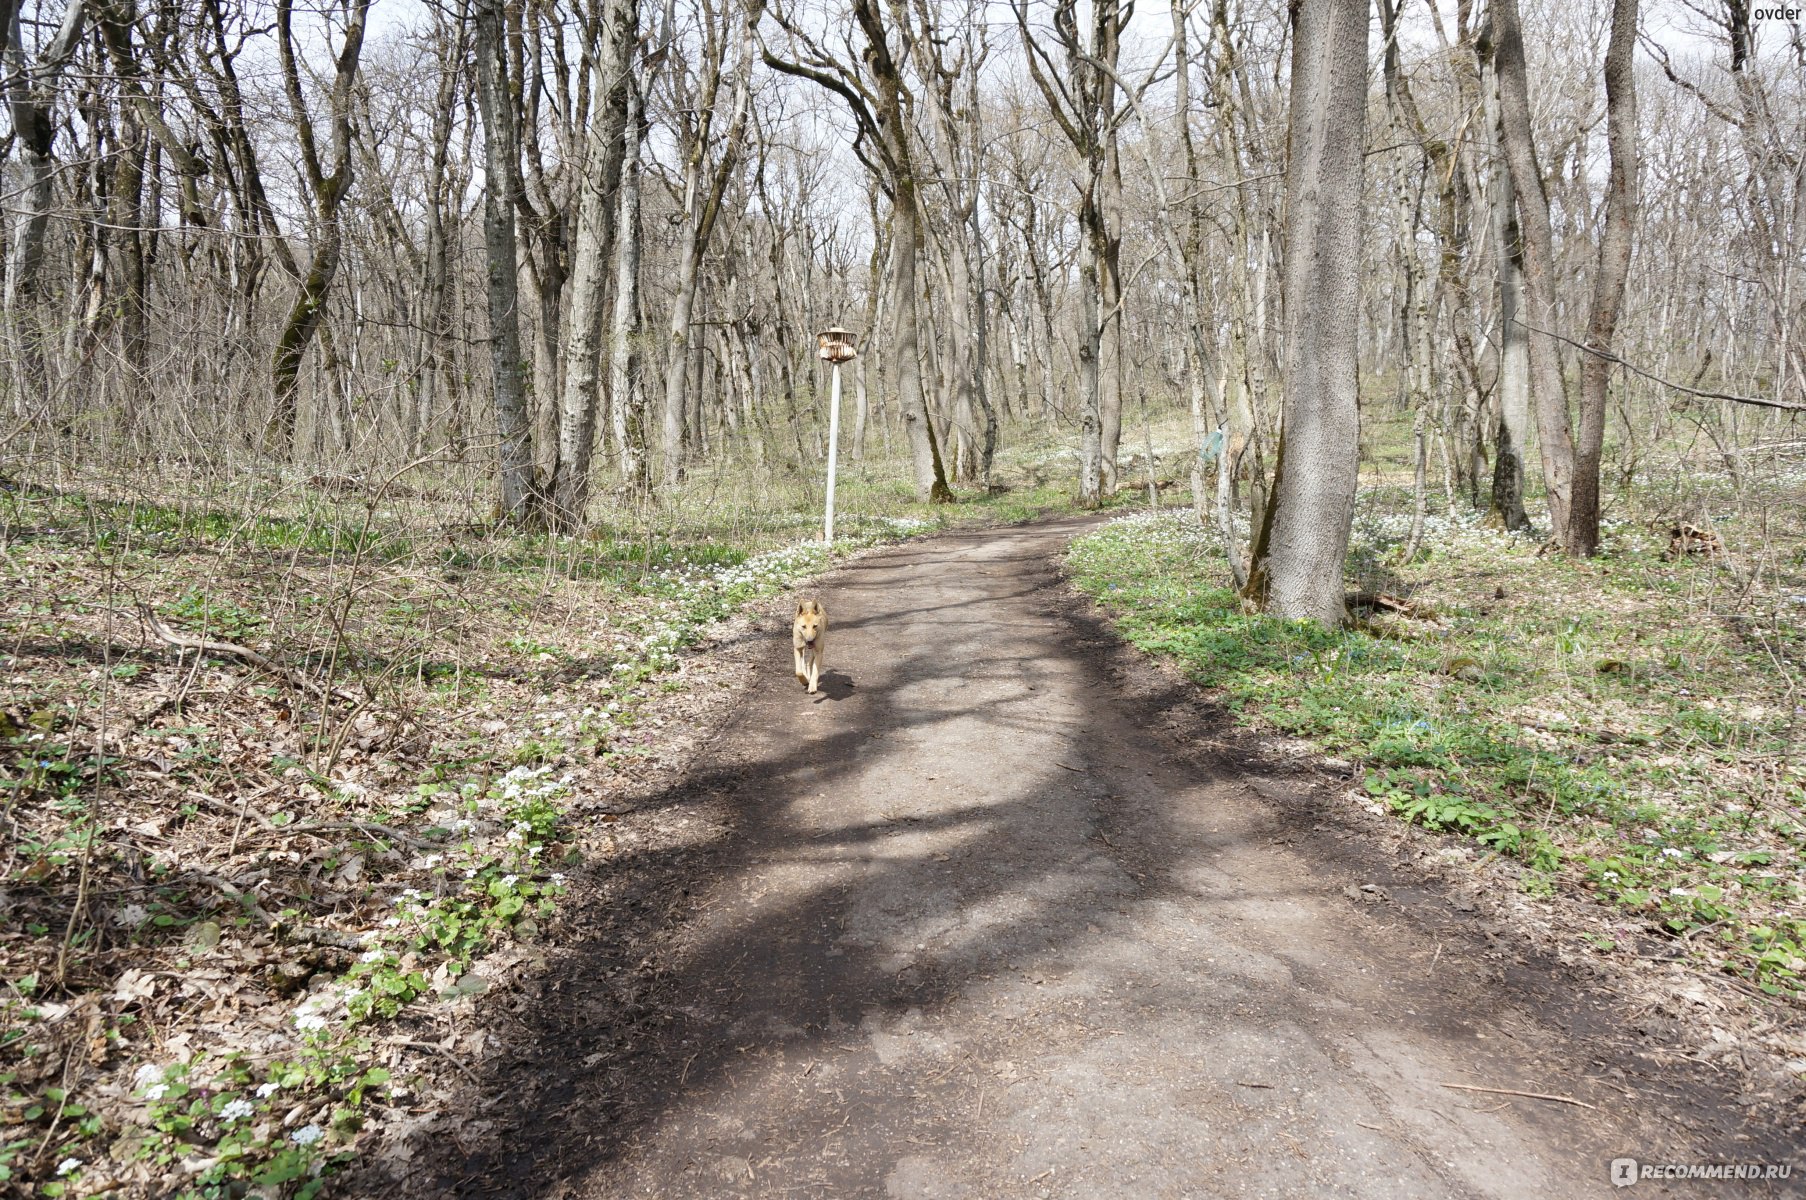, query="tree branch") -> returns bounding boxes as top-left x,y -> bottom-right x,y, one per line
1515,319 -> 1806,413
